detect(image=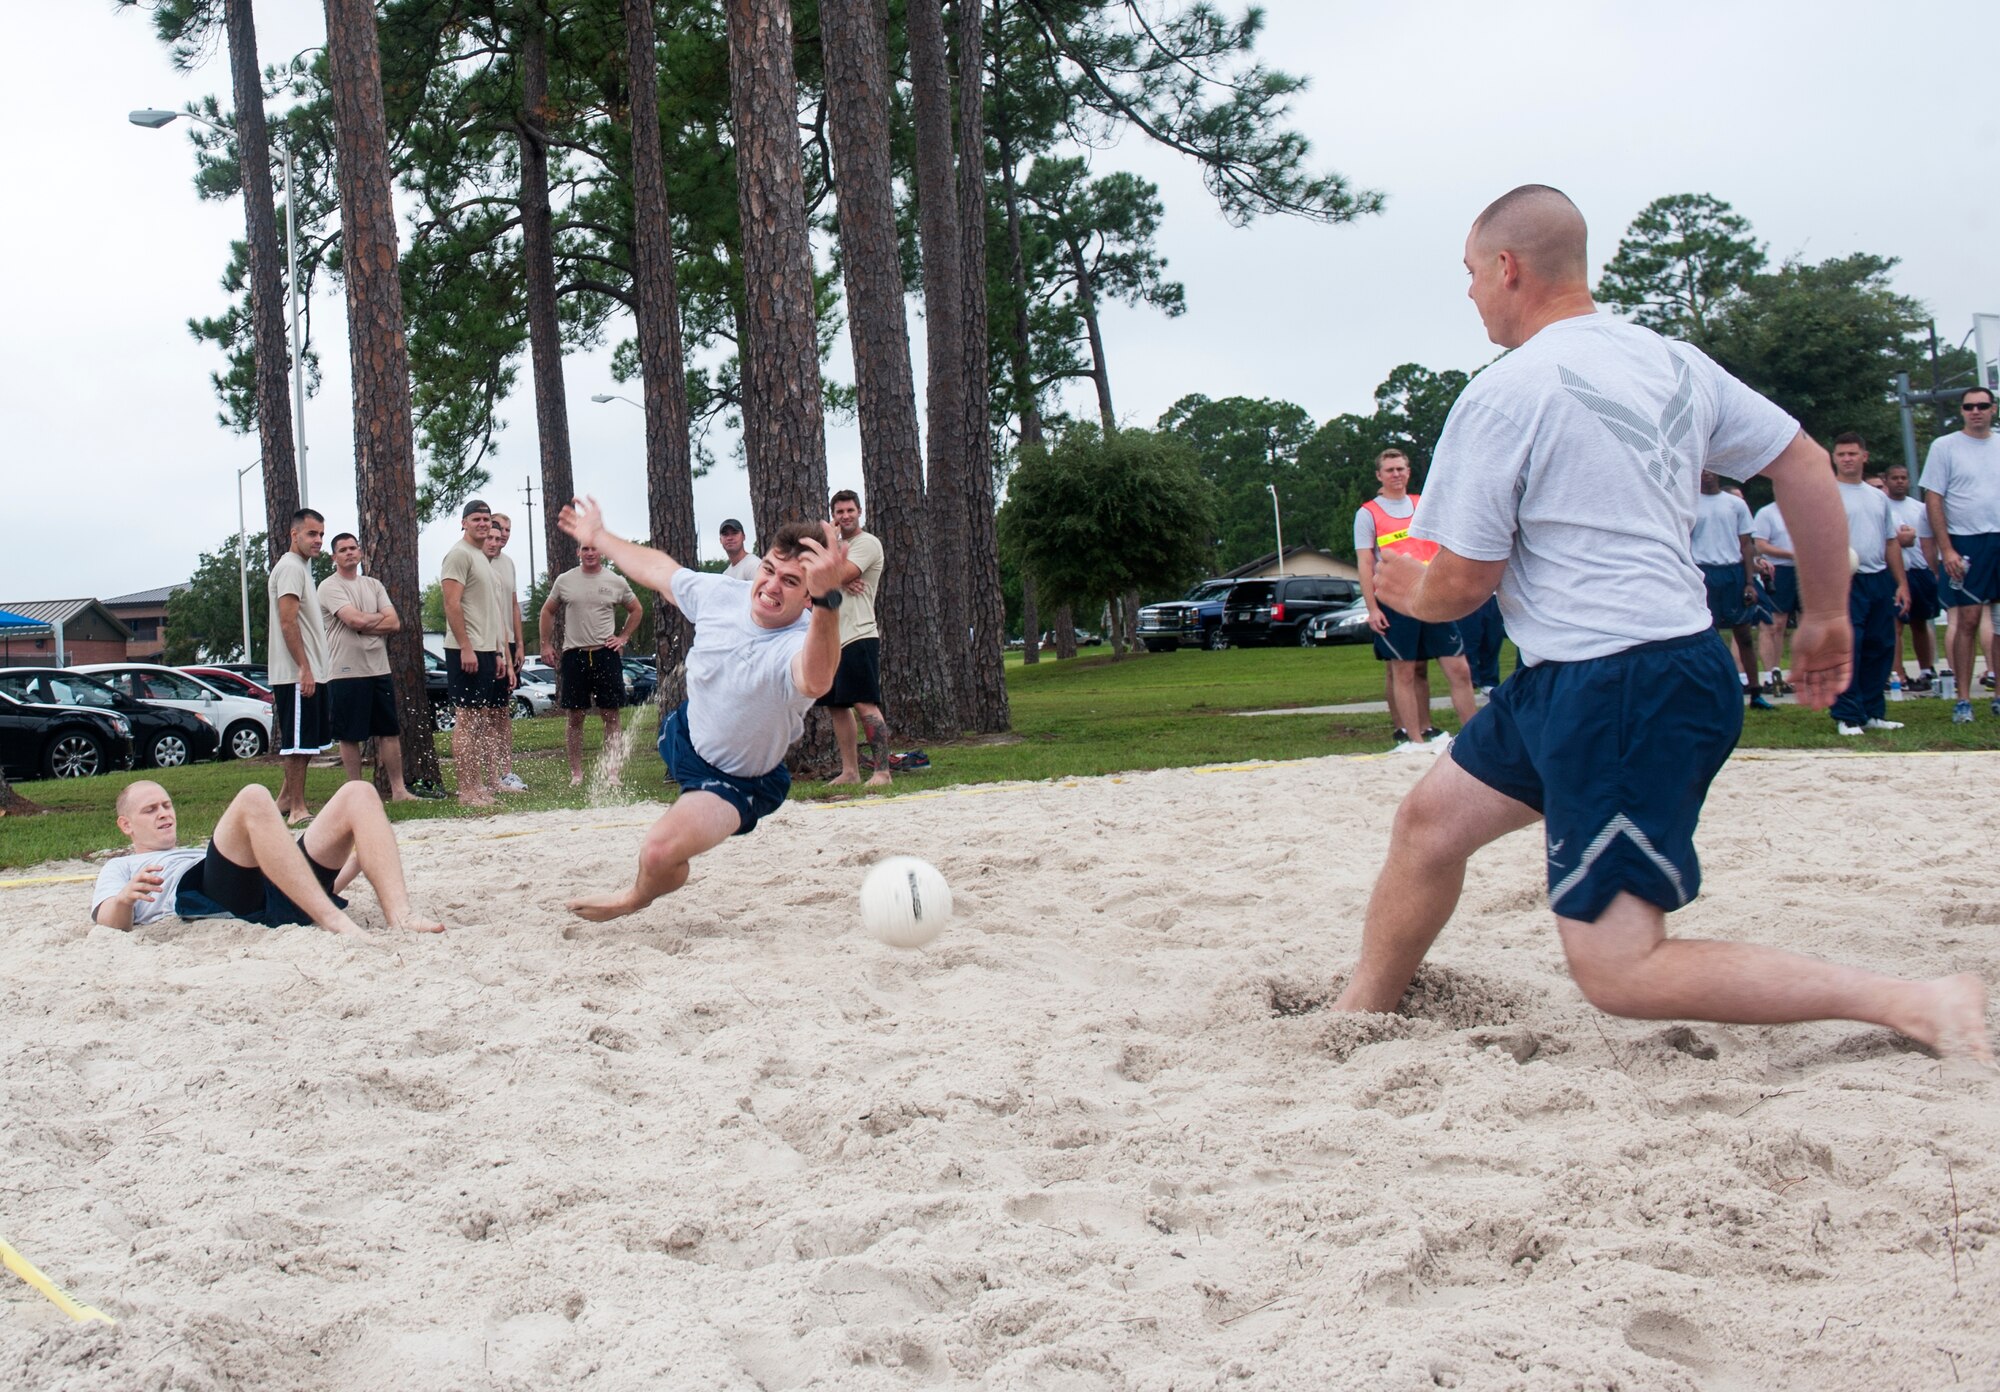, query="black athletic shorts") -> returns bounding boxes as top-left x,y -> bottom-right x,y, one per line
176,836 -> 345,928
560,646 -> 626,711
813,637 -> 882,708
444,650 -> 506,708
326,674 -> 401,742
273,682 -> 331,755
